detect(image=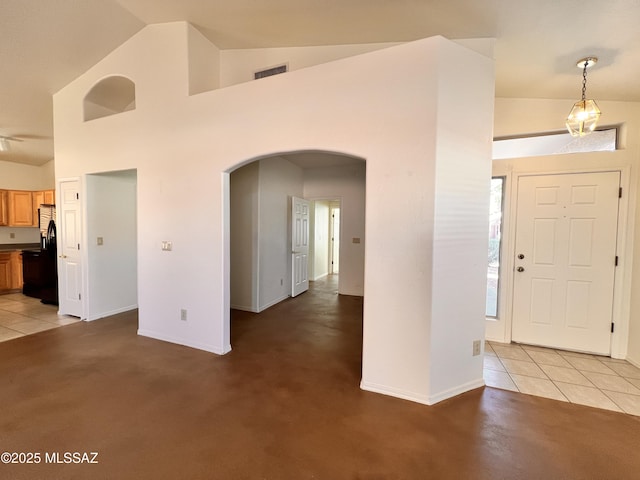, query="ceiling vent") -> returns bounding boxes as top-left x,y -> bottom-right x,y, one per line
254,64 -> 288,80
